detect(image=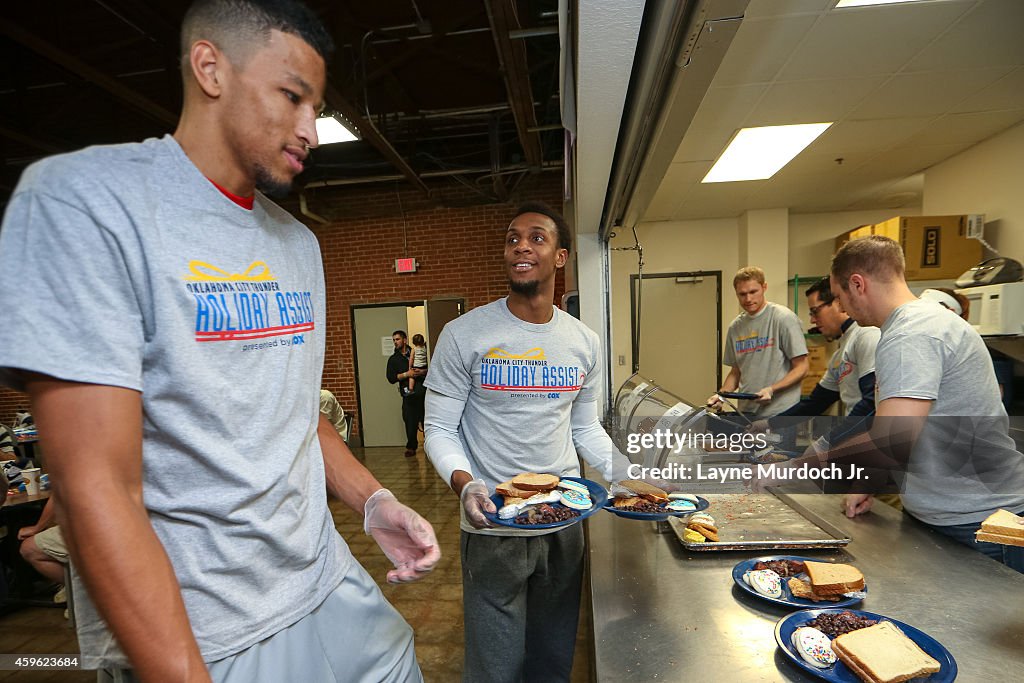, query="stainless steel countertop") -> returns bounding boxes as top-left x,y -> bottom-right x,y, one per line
586,493 -> 1024,682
